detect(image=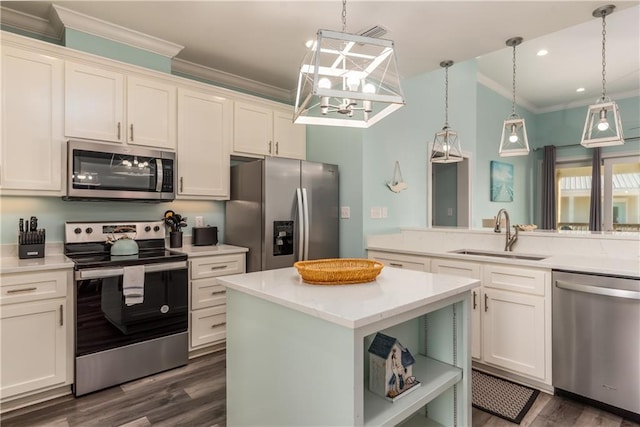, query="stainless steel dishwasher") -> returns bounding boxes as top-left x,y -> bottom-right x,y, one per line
552,270 -> 640,419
